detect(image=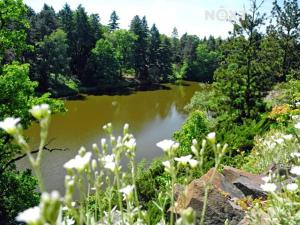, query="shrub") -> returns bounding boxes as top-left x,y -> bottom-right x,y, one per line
174,110 -> 209,156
